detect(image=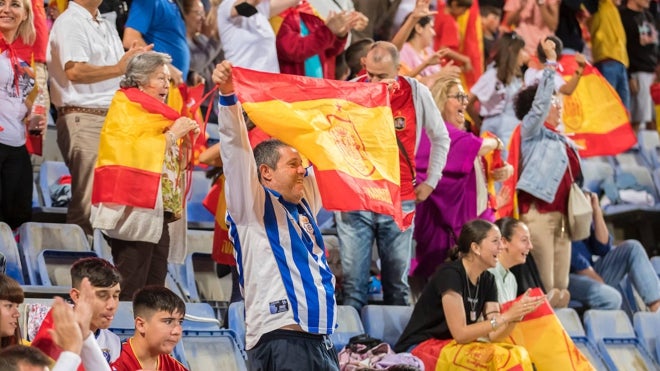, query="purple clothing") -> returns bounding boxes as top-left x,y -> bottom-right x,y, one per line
412,124 -> 494,279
